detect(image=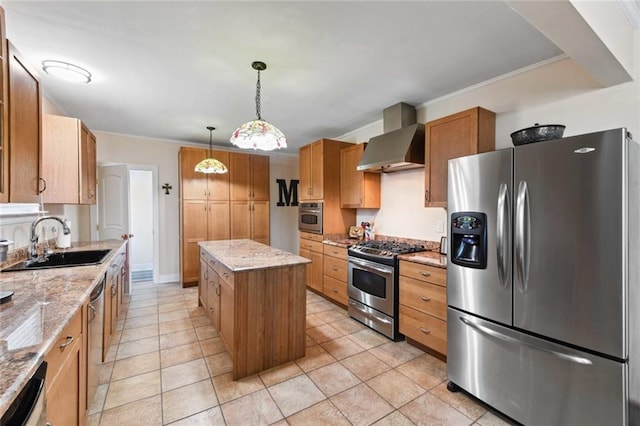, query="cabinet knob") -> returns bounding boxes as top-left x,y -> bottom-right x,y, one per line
419,295 -> 431,302
420,271 -> 431,277
59,335 -> 74,349
332,267 -> 338,271
419,327 -> 431,335
332,288 -> 338,293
